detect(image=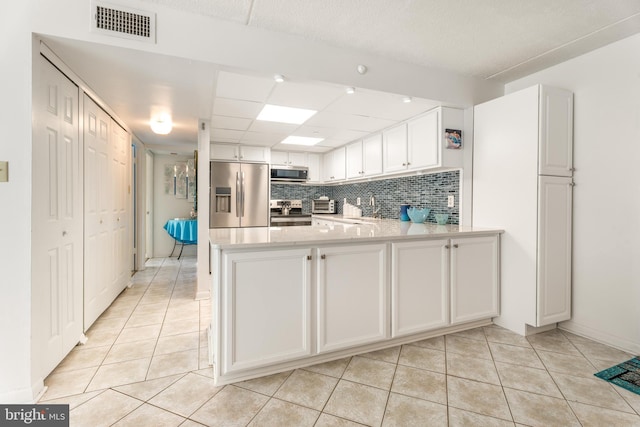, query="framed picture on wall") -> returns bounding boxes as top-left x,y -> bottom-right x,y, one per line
445,129 -> 462,149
